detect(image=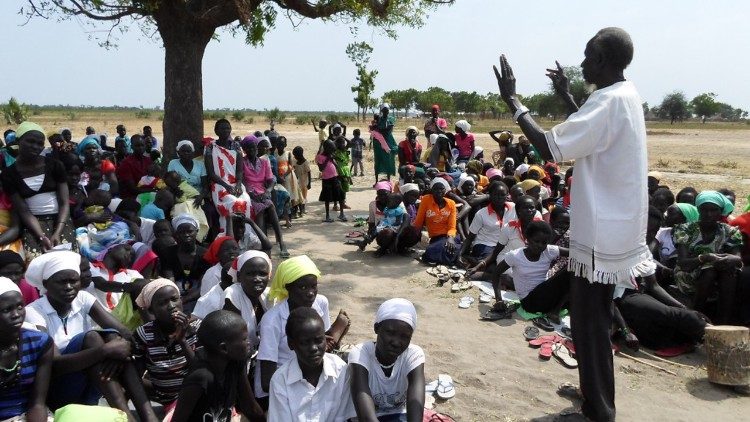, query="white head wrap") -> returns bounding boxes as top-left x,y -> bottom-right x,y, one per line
177,140 -> 195,152
332,123 -> 342,130
25,251 -> 81,294
455,120 -> 471,133
375,298 -> 417,330
228,250 -> 273,283
504,157 -> 515,166
135,278 -> 179,309
471,146 -> 483,159
172,214 -> 199,231
428,134 -> 439,146
405,126 -> 419,136
379,103 -> 390,111
399,183 -> 420,195
430,177 -> 450,191
515,163 -> 530,178
458,175 -> 475,190
108,198 -> 123,213
0,277 -> 21,297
